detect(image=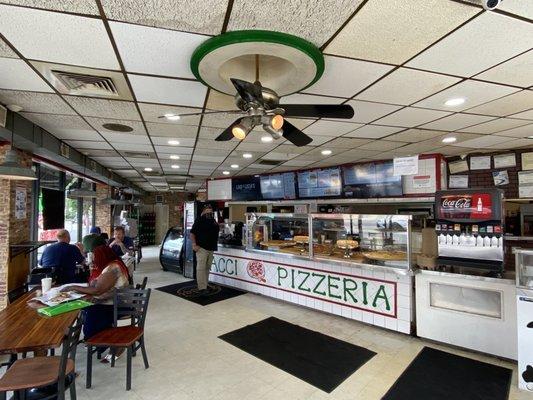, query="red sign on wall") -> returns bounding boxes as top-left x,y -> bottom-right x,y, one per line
439,193 -> 493,220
